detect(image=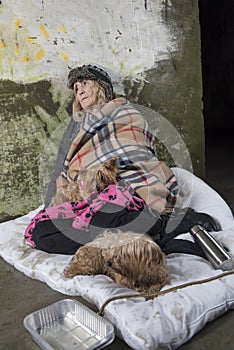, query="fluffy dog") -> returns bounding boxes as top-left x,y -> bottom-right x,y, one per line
50,157 -> 119,206
63,230 -> 168,293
